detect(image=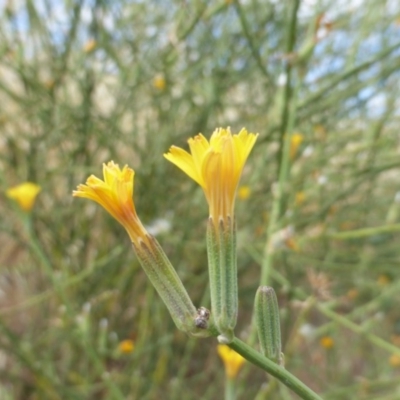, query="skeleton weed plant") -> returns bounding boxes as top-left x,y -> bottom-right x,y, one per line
73,127 -> 322,400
